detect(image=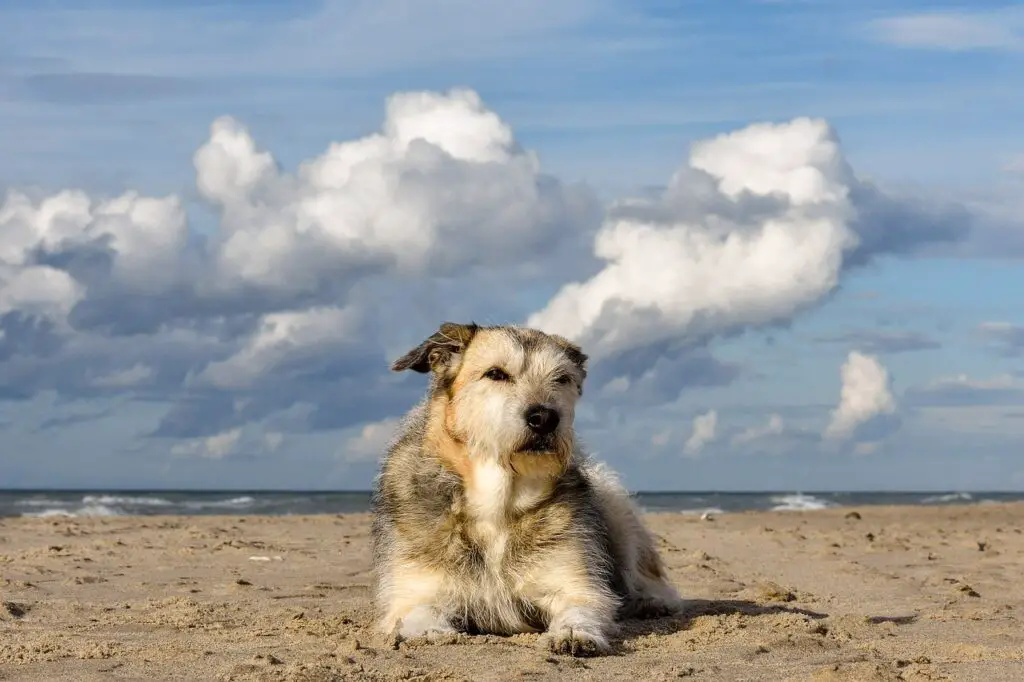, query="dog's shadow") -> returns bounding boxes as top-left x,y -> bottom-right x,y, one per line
391,600 -> 829,657
616,599 -> 829,644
